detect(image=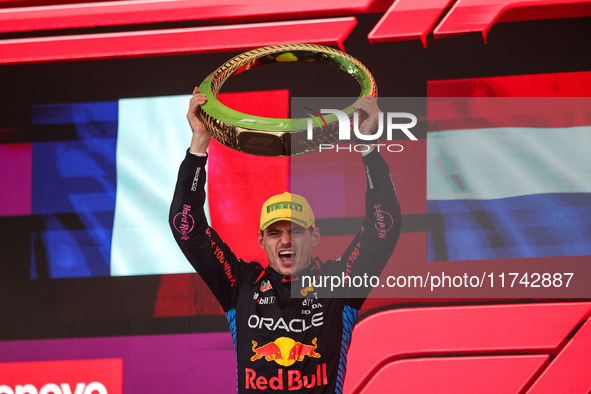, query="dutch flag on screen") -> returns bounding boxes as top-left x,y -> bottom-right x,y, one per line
426,97 -> 591,261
